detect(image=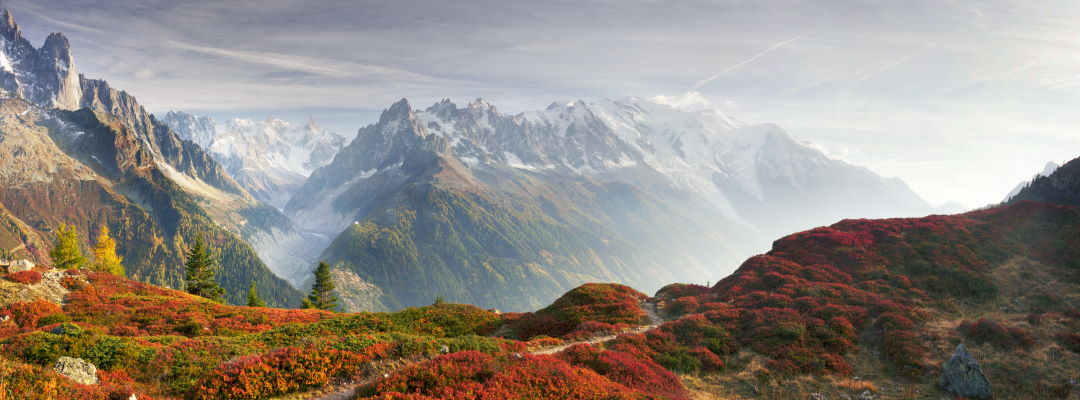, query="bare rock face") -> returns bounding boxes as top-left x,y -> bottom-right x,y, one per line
942,343 -> 992,399
54,356 -> 98,385
7,259 -> 32,272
